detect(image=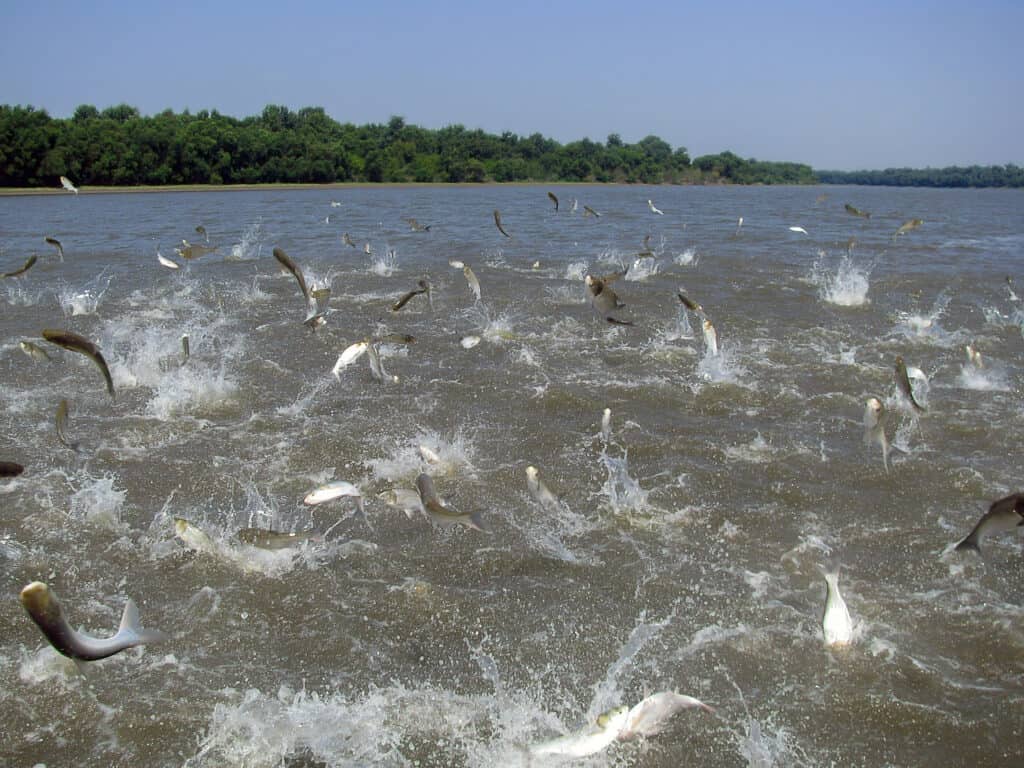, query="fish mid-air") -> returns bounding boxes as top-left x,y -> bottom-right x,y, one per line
59,175 -> 79,194
863,397 -> 890,472
493,209 -> 511,238
415,473 -> 486,531
391,279 -> 430,312
894,218 -> 923,238
42,329 -> 115,400
44,236 -> 64,261
821,566 -> 853,647
955,493 -> 1024,554
547,191 -> 559,211
55,398 -> 80,452
585,274 -> 633,326
19,340 -> 52,362
788,225 -> 808,235
174,517 -> 219,554
20,581 -> 166,661
2,255 -> 38,278
530,705 -> 631,758
894,356 -> 925,412
525,465 -> 561,512
647,199 -> 664,215
702,318 -> 719,357
844,203 -> 871,219
583,205 -> 601,218
618,691 -> 715,740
